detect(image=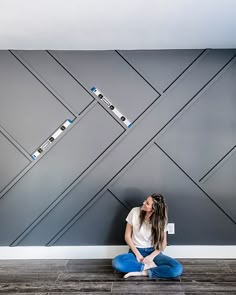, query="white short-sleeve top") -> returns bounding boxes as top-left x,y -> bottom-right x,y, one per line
126,207 -> 167,248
